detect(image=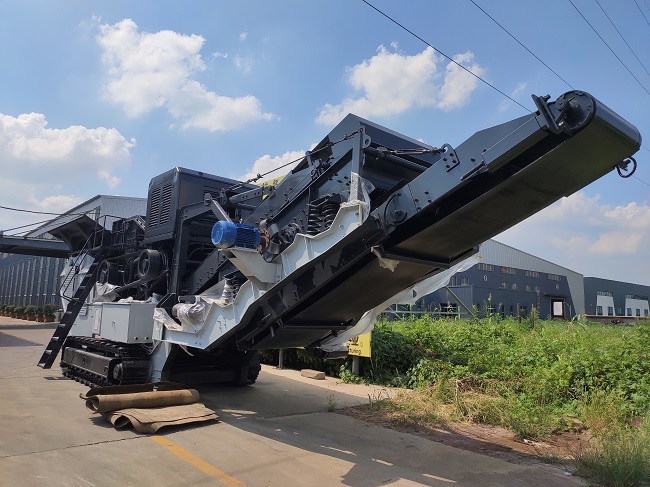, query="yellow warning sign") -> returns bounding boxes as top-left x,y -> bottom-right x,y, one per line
348,332 -> 371,357
258,176 -> 284,187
